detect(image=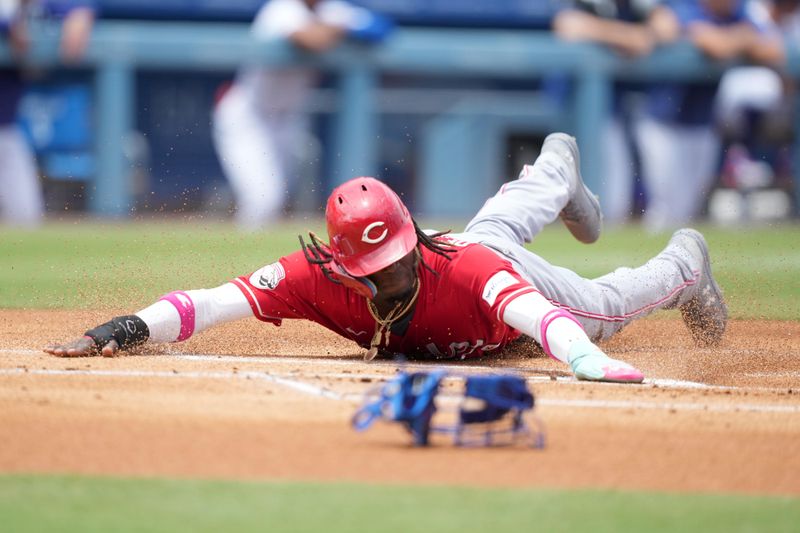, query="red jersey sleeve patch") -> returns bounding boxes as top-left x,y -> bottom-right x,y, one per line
232,251 -> 317,324
448,243 -> 538,324
480,268 -> 538,321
